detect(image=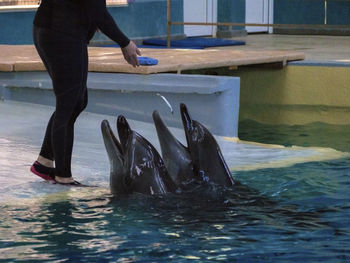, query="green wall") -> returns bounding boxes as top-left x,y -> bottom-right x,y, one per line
0,11 -> 36,44
274,0 -> 350,35
103,0 -> 183,41
327,1 -> 350,25
274,0 -> 324,25
0,0 -> 184,45
217,0 -> 245,35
